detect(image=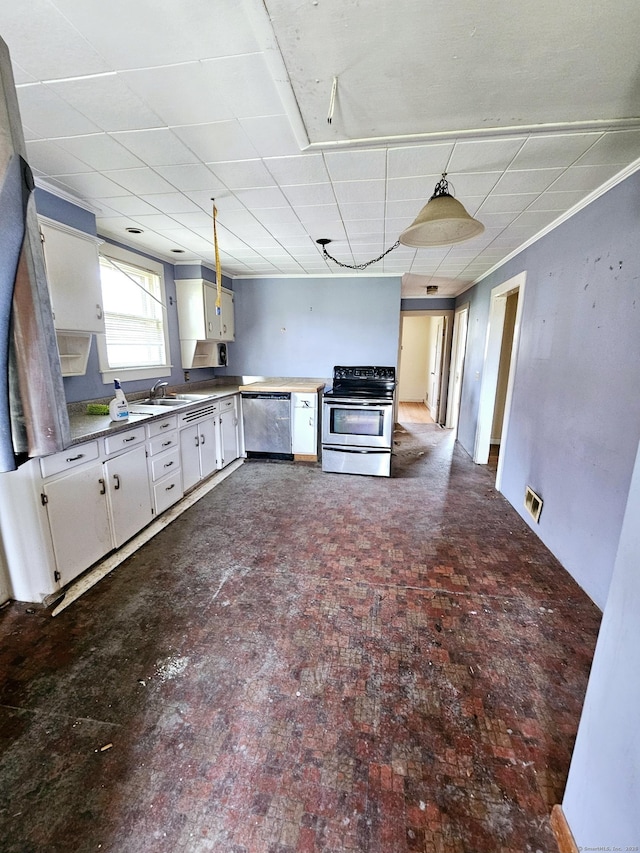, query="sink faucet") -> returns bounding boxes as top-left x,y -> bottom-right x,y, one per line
150,380 -> 168,399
